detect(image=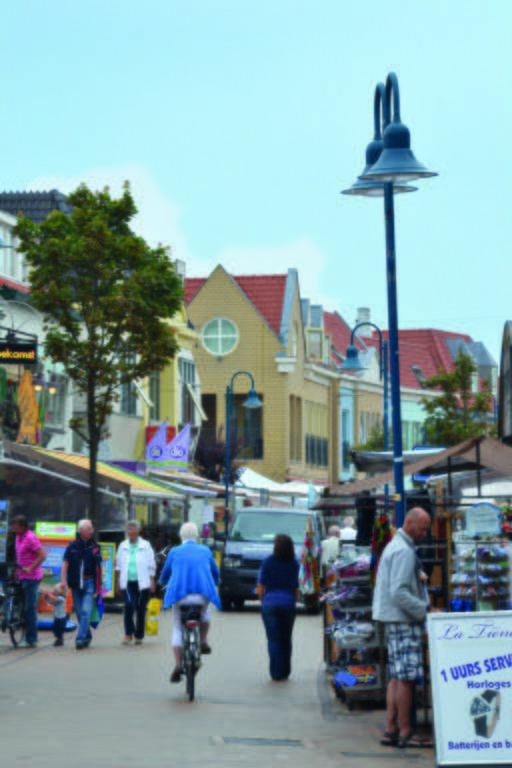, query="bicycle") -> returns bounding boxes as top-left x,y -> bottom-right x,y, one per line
180,605 -> 202,701
0,568 -> 26,647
